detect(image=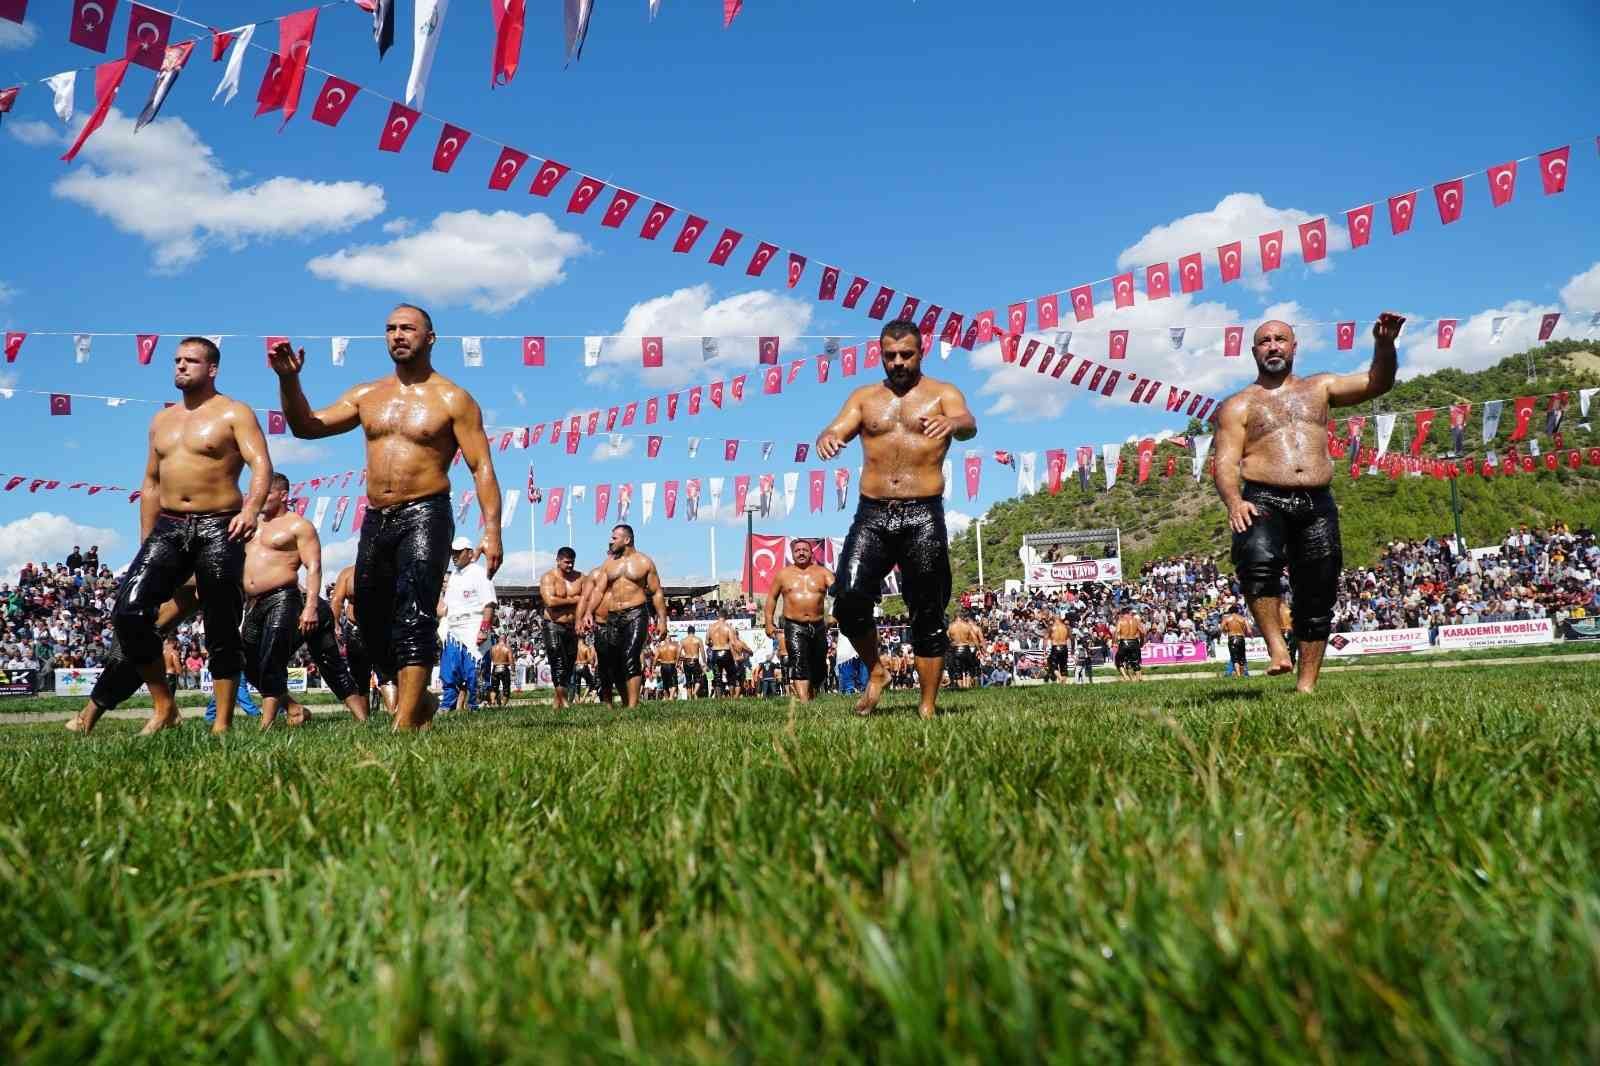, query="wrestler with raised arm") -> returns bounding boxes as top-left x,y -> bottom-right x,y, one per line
815,319 -> 976,719
270,304 -> 502,730
1212,313 -> 1404,694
